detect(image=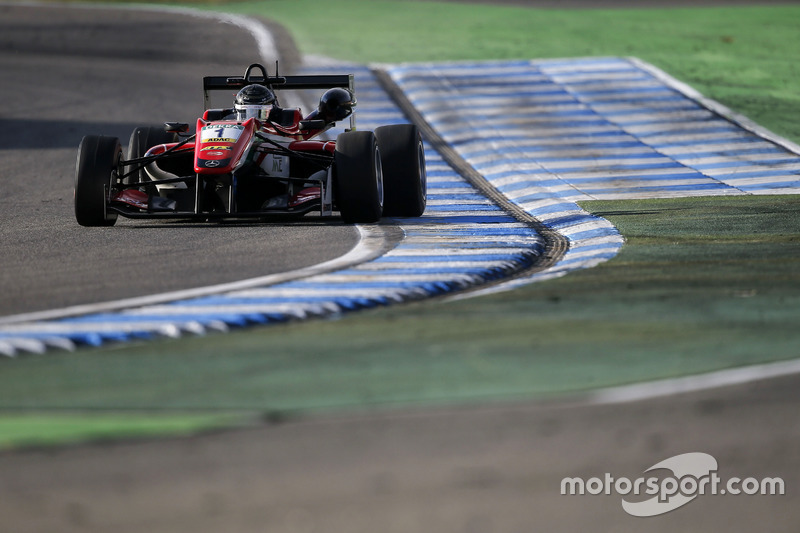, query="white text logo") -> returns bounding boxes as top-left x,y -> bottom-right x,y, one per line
561,452 -> 784,517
